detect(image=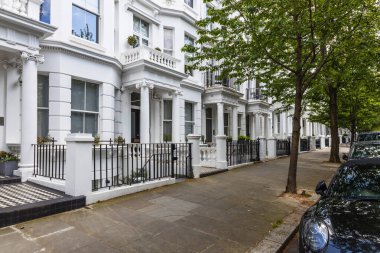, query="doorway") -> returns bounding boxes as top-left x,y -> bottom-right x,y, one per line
131,109 -> 140,143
